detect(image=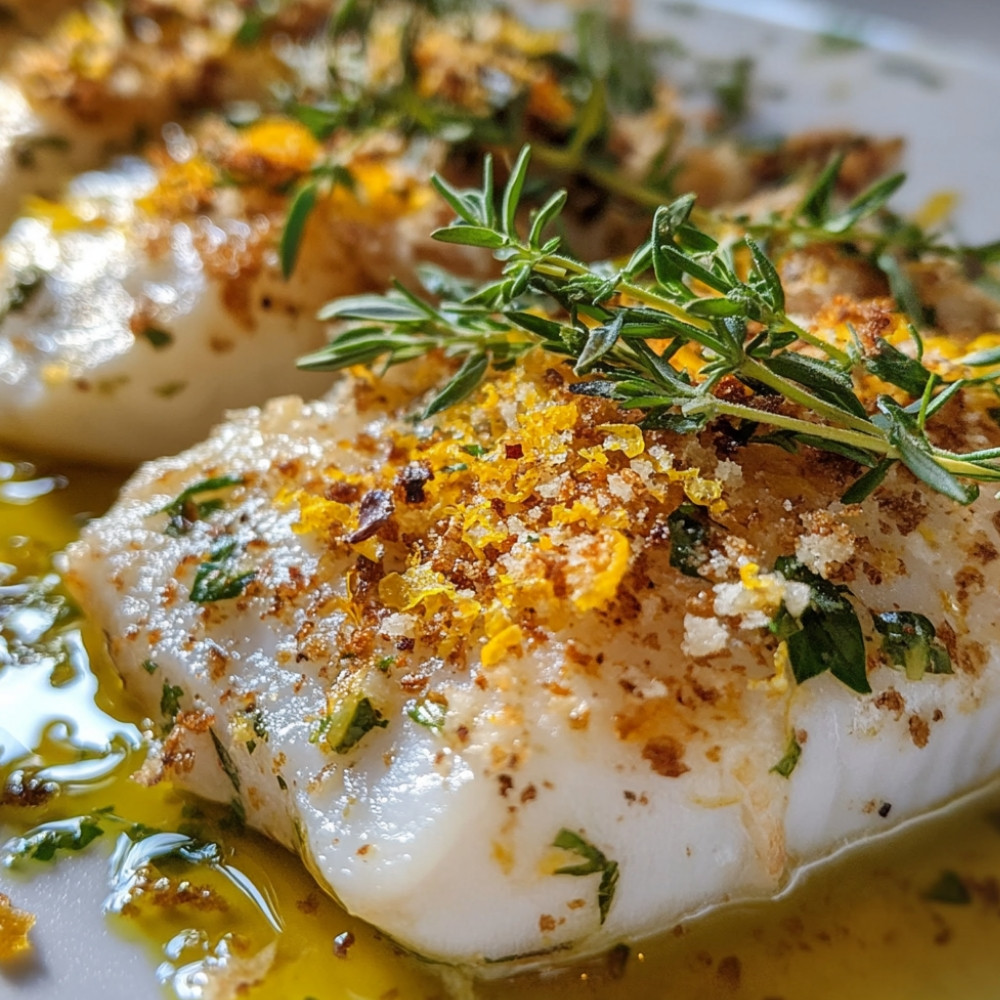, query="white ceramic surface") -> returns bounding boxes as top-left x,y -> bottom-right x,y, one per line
3,1 -> 1000,997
